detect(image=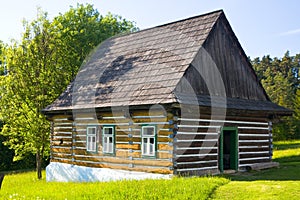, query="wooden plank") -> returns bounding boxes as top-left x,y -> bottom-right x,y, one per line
175,134 -> 218,140
248,162 -> 279,170
116,144 -> 140,150
157,137 -> 172,143
51,148 -> 72,154
52,153 -> 72,159
175,141 -> 218,148
158,144 -> 173,151
116,137 -> 141,143
239,135 -> 270,140
51,141 -> 72,147
175,148 -> 217,155
239,147 -> 269,152
239,153 -> 270,159
158,130 -> 172,136
175,154 -> 218,162
69,160 -> 173,174
176,162 -> 217,169
53,128 -> 72,132
178,118 -> 268,126
131,110 -> 167,117
239,158 -> 270,165
116,150 -> 141,158
52,137 -> 72,142
73,149 -> 88,155
53,132 -> 72,136
157,152 -> 172,159
98,118 -> 129,124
